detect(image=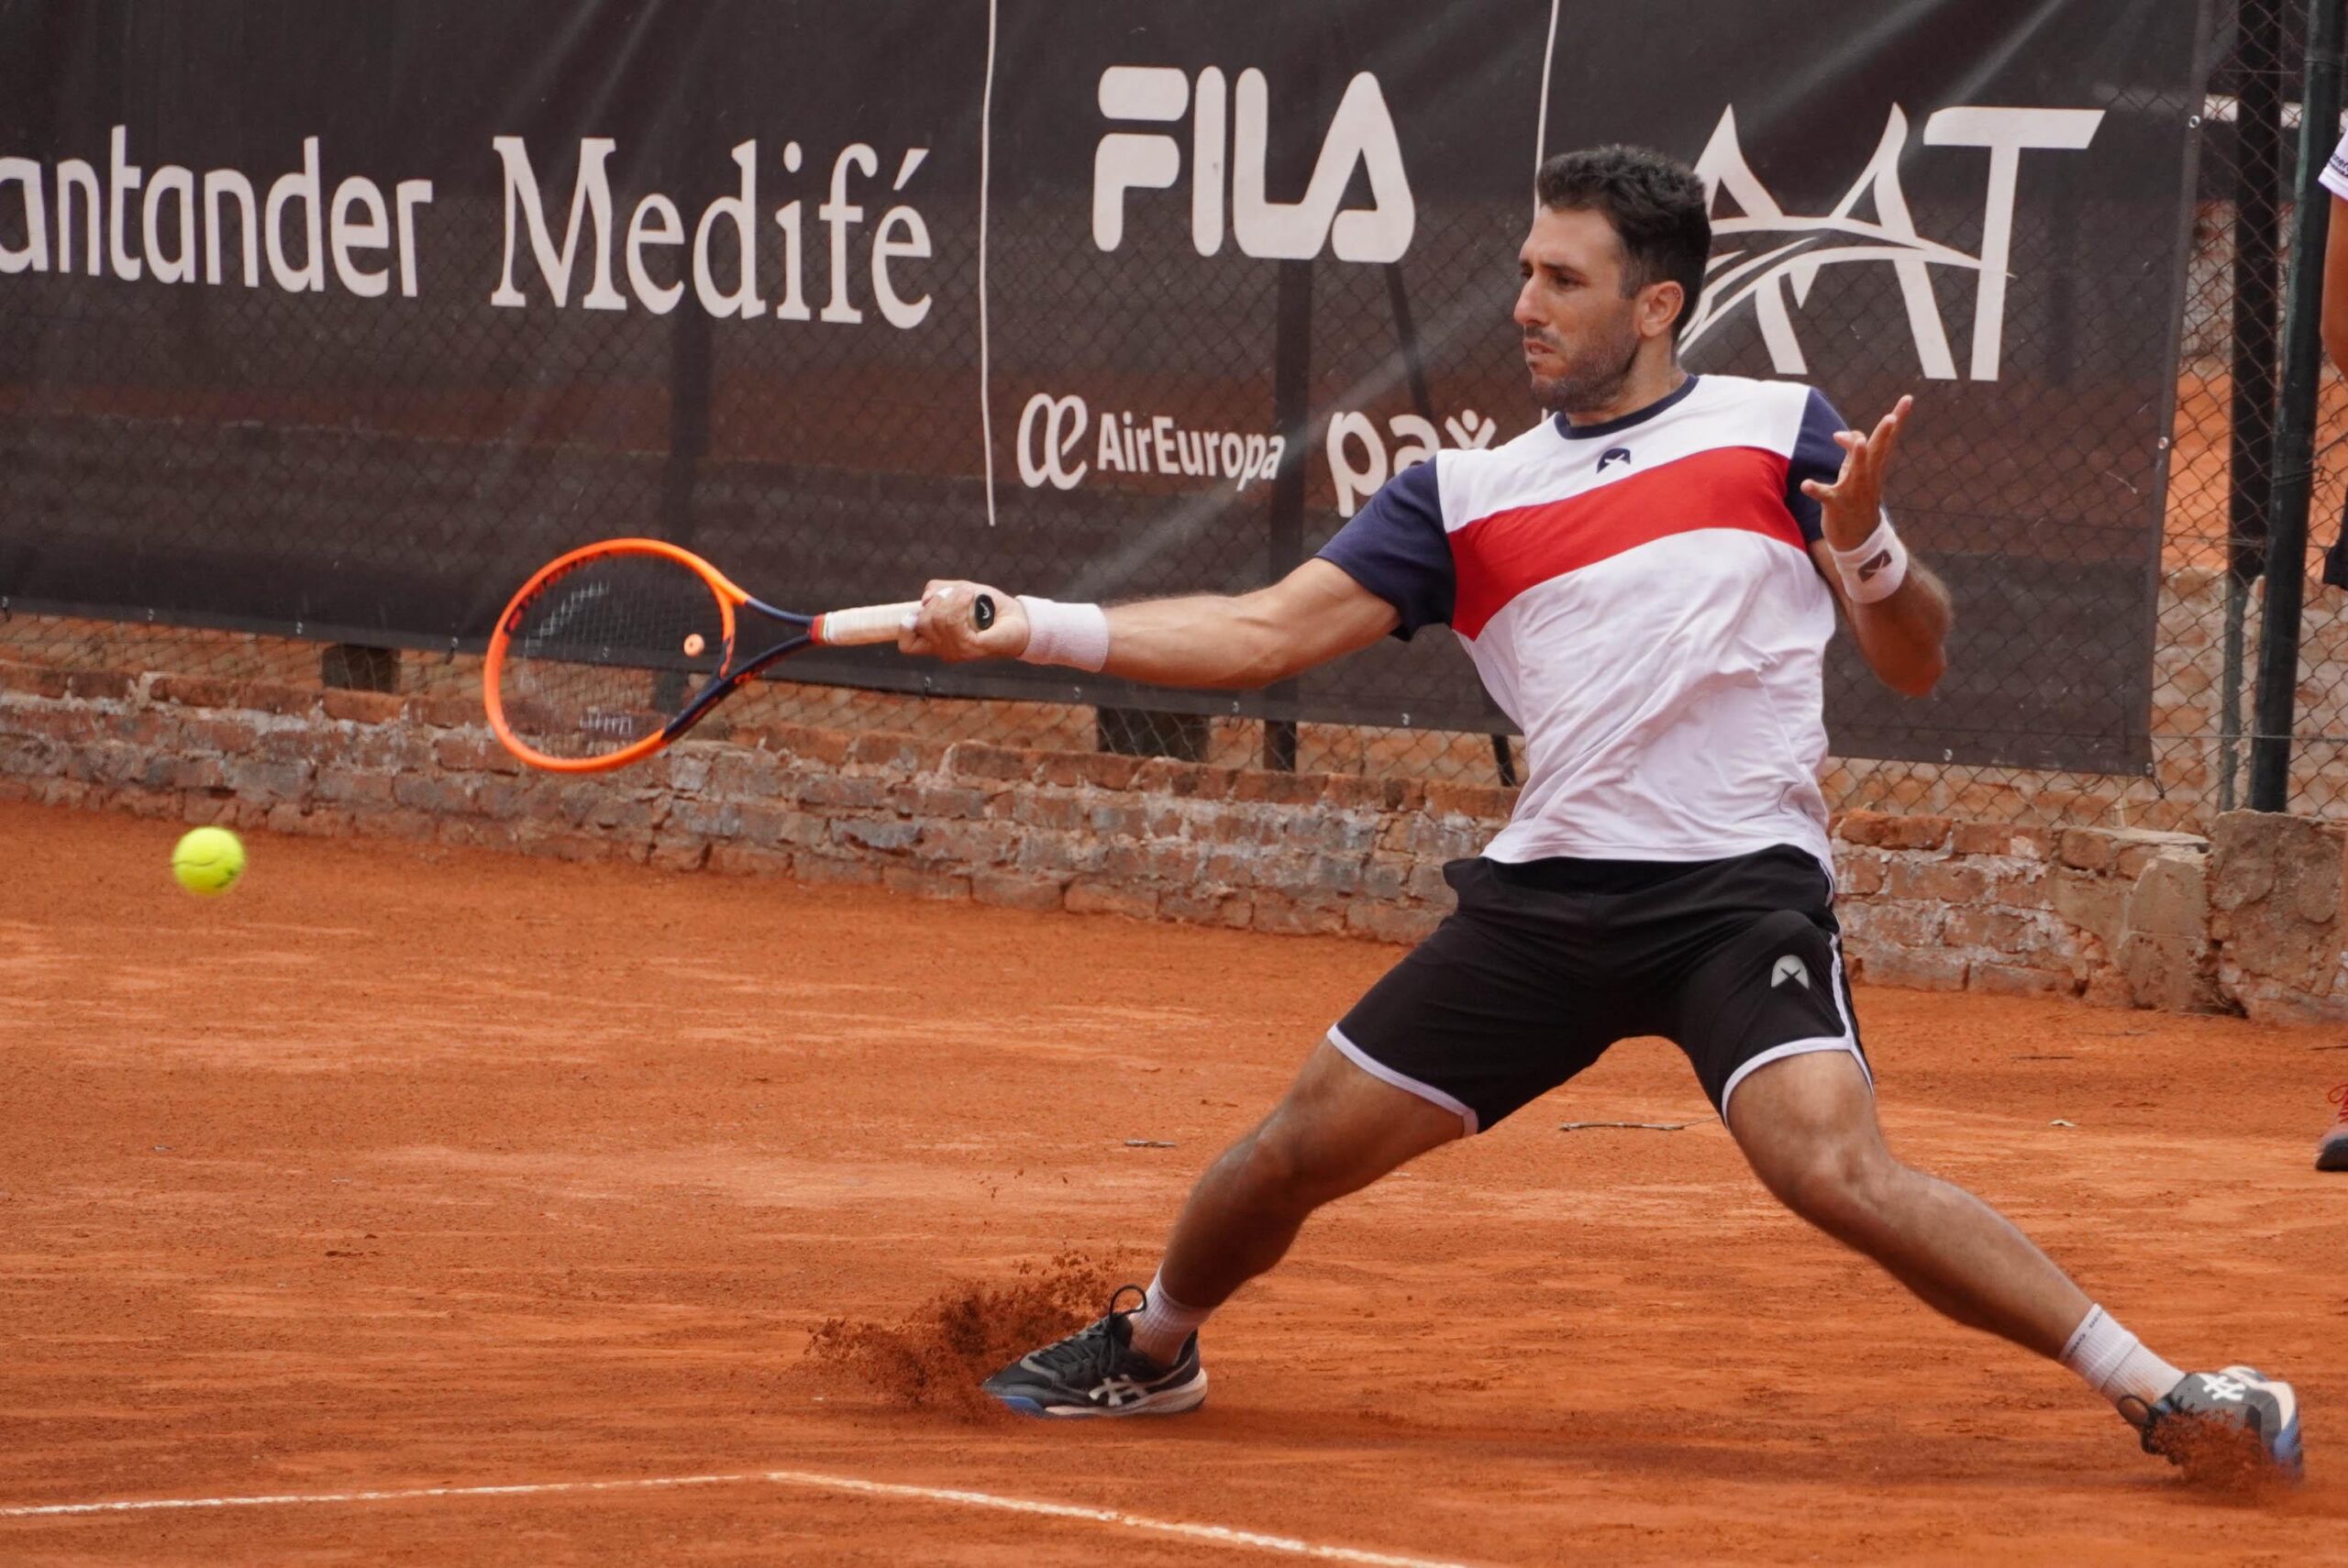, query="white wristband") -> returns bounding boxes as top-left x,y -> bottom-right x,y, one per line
1832,513 -> 1909,604
1015,596 -> 1112,672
